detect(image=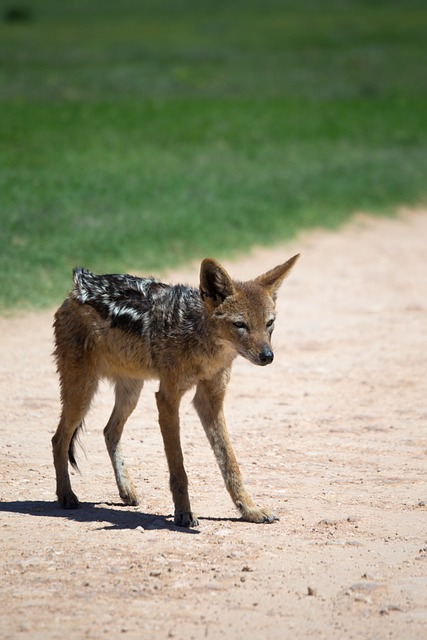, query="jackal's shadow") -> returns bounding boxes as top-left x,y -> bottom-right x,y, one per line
0,500 -> 201,534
